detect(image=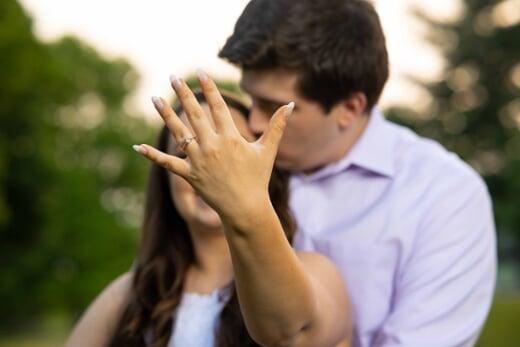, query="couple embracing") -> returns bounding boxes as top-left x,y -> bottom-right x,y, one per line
67,1 -> 496,346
